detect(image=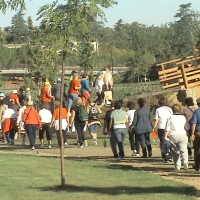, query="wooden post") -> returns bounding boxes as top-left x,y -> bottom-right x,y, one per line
59,51 -> 66,187
180,62 -> 189,89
